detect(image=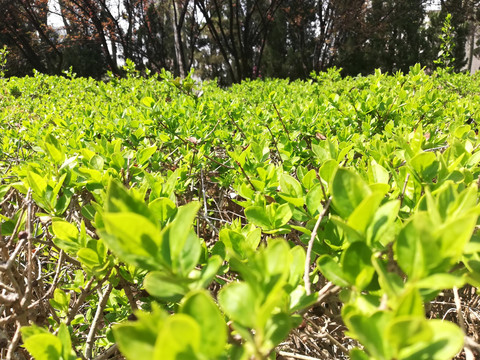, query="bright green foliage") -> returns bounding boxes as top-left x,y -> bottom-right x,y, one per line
0,45 -> 8,78
21,323 -> 78,360
3,66 -> 480,359
218,239 -> 308,358
434,13 -> 456,72
114,292 -> 227,360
